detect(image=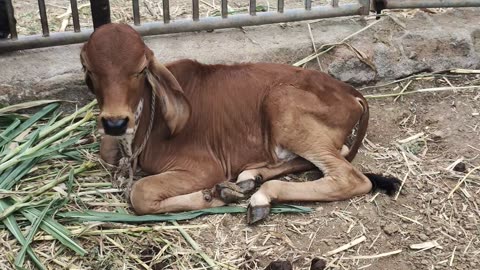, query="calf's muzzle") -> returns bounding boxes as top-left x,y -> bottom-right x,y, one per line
101,116 -> 130,136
